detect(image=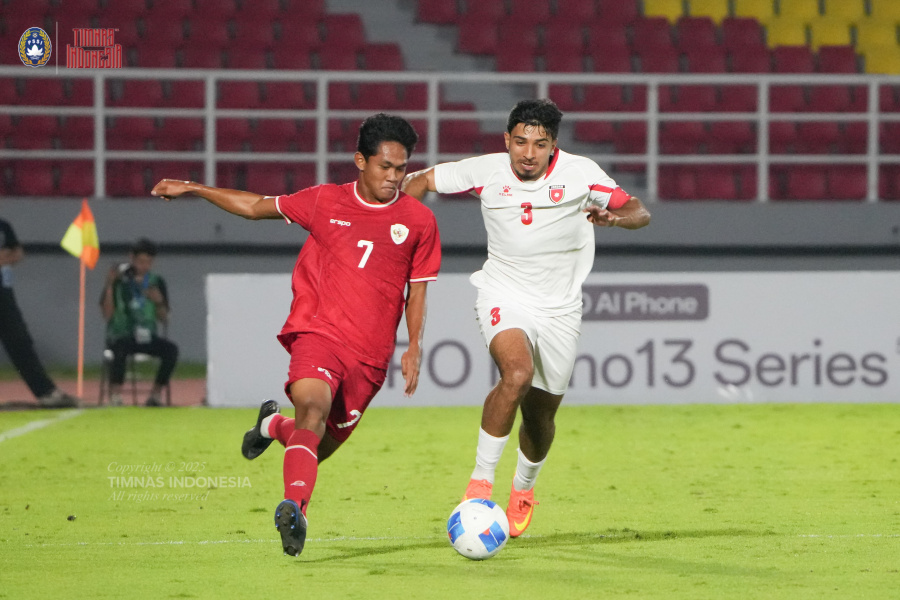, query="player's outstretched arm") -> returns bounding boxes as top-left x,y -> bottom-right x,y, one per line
401,167 -> 438,201
151,179 -> 281,220
401,281 -> 429,397
585,195 -> 651,230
